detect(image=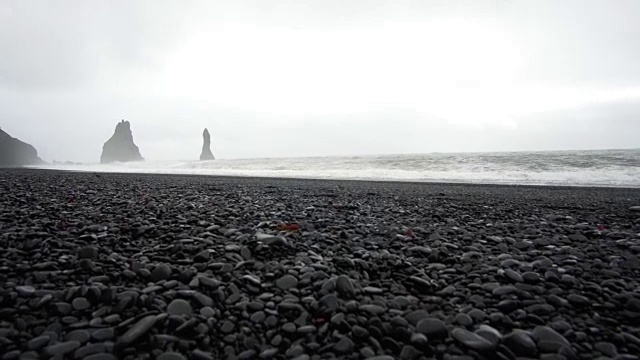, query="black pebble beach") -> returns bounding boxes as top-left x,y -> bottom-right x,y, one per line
1,169 -> 640,360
